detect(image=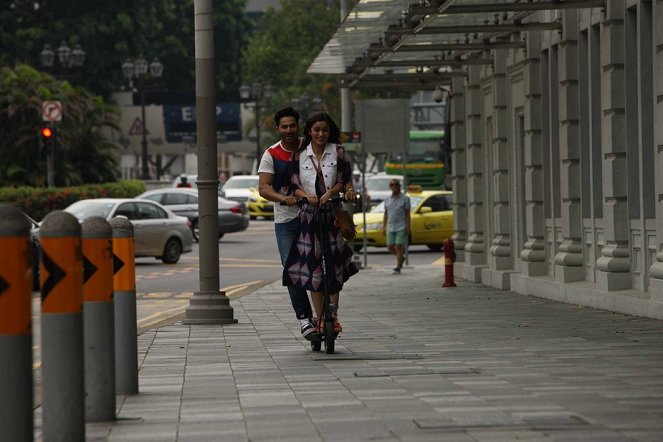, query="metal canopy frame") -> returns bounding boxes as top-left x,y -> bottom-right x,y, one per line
308,0 -> 606,91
